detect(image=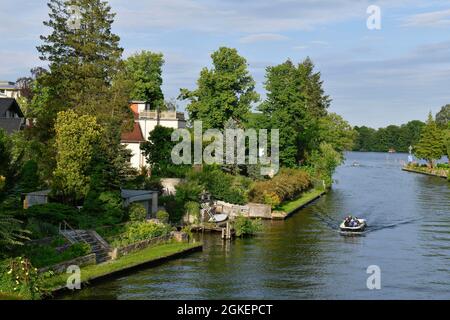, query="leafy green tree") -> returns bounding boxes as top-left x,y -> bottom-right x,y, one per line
353,120 -> 425,152
444,129 -> 450,163
414,113 -> 445,168
399,120 -> 426,152
310,142 -> 342,186
318,113 -> 356,153
259,58 -> 331,166
125,51 -> 165,109
435,104 -> 450,127
141,125 -> 176,175
180,47 -> 259,129
53,110 -> 103,201
353,126 -> 377,151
